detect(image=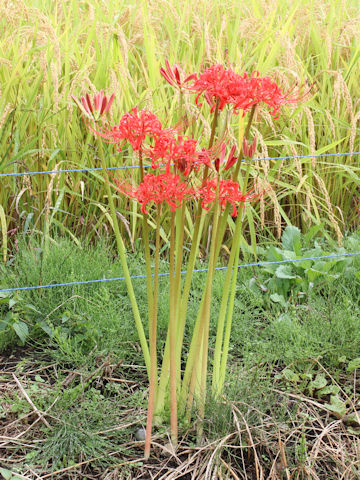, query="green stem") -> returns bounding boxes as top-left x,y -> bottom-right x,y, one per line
144,205 -> 161,459
97,139 -> 150,377
215,155 -> 253,394
196,197 -> 220,424
185,334 -> 203,424
218,230 -> 242,393
178,293 -> 206,415
155,206 -> 205,417
211,210 -> 243,397
180,178 -> 221,416
169,211 -> 178,446
175,212 -> 205,358
209,99 -> 220,150
211,104 -> 256,396
233,104 -> 257,181
139,150 -> 154,325
154,102 -> 221,417
174,206 -> 185,384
